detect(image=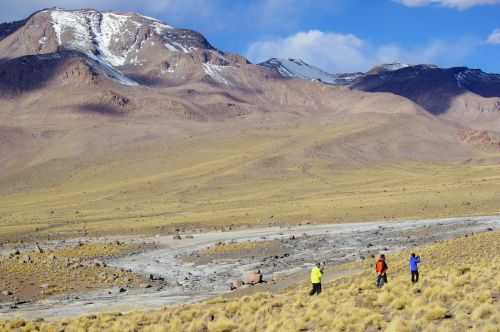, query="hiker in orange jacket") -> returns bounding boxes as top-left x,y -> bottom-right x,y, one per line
375,254 -> 388,288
